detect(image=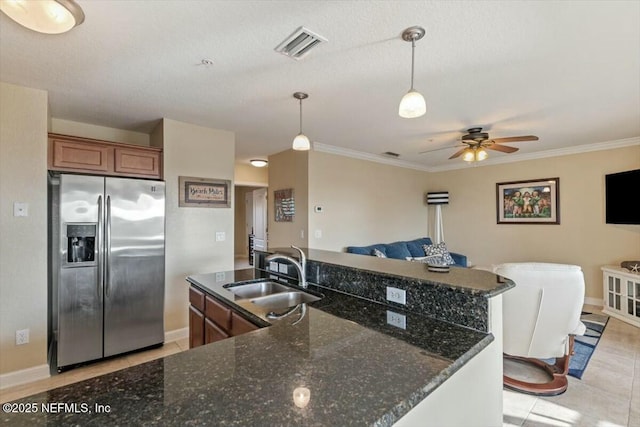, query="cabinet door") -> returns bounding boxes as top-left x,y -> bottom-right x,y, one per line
205,296 -> 232,333
205,318 -> 229,344
114,147 -> 161,178
231,312 -> 259,336
189,306 -> 205,348
50,138 -> 112,173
